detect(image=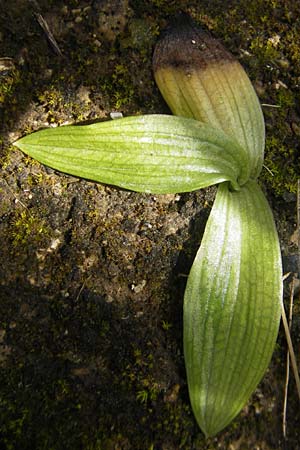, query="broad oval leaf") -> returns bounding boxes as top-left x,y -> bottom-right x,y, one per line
15,115 -> 250,194
183,180 -> 282,437
153,14 -> 265,179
